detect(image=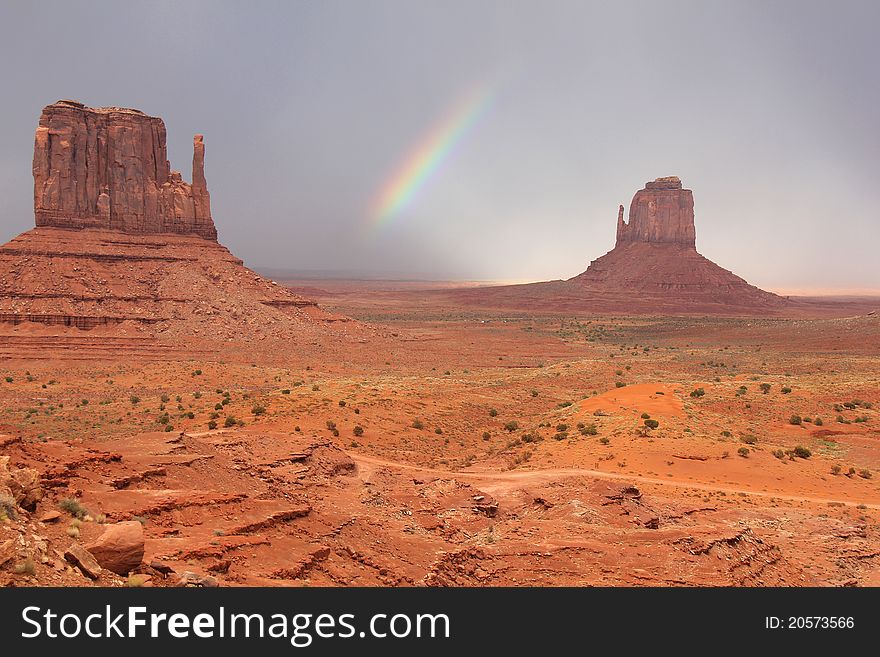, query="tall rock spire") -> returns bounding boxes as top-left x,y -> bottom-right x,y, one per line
32,100 -> 217,240
615,176 -> 695,248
